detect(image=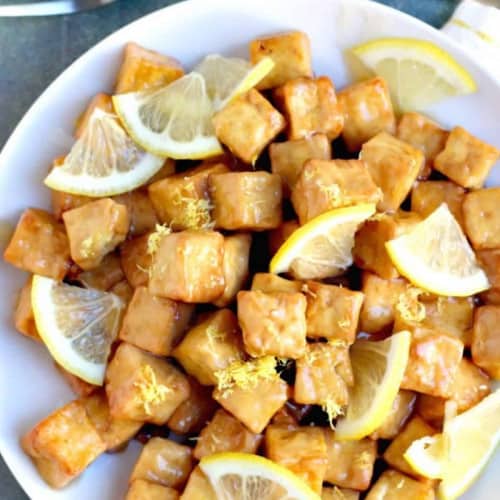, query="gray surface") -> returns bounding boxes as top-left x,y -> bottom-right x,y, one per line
0,0 -> 458,498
